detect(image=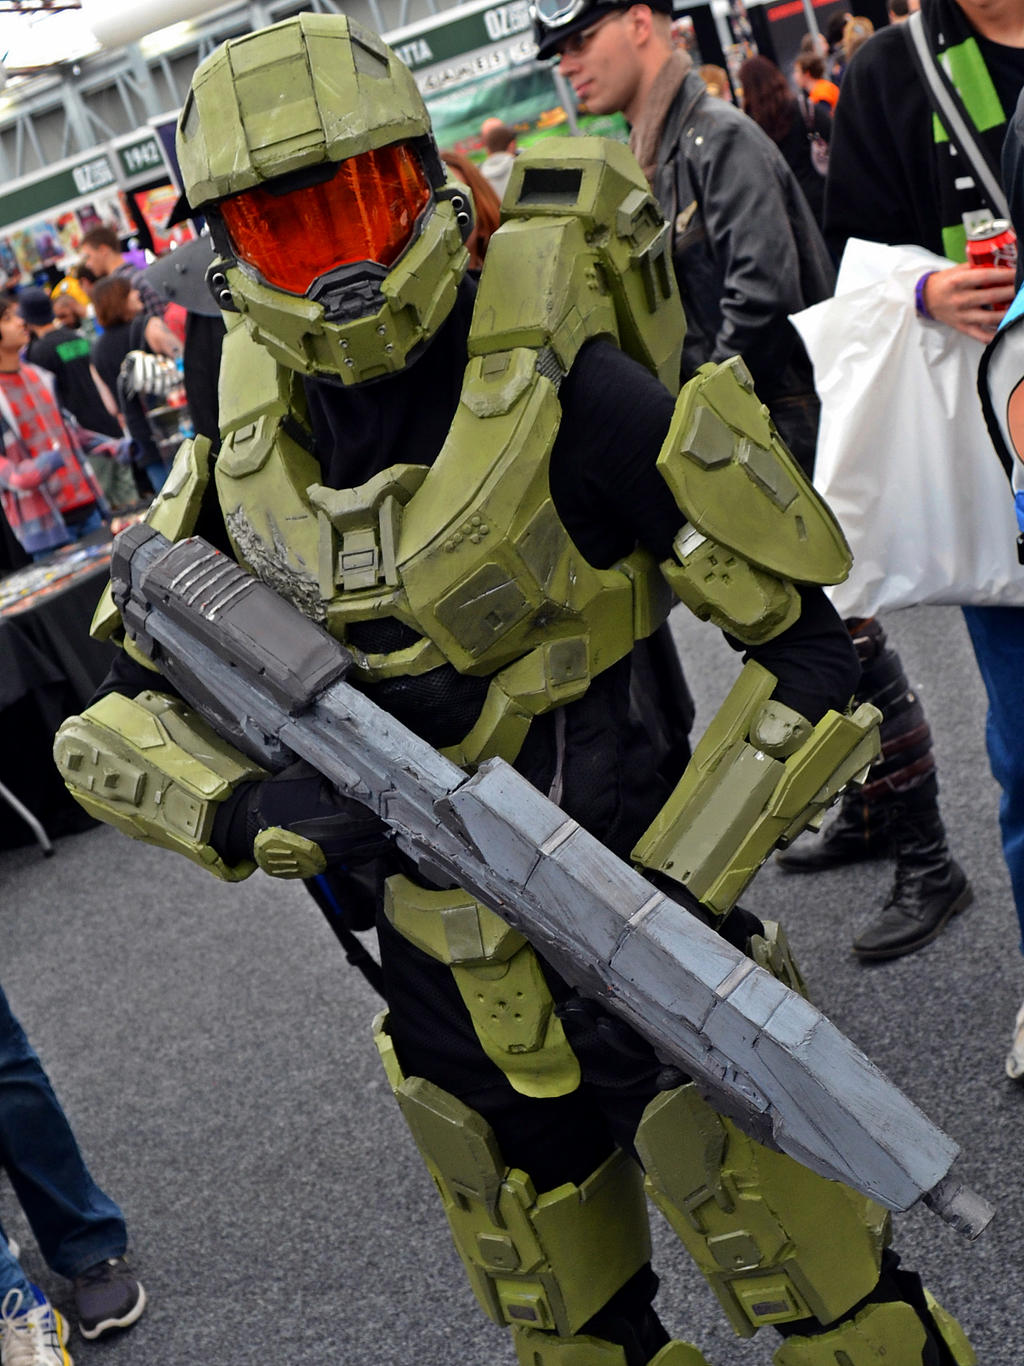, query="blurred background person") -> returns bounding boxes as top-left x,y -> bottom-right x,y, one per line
18,286 -> 135,513
842,14 -> 876,64
825,9 -> 853,82
0,296 -> 113,561
794,50 -> 840,111
440,150 -> 502,272
90,276 -> 171,498
0,979 -> 145,1351
887,0 -> 919,23
740,54 -> 831,225
697,63 -> 732,98
478,117 -> 519,201
77,227 -> 181,360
